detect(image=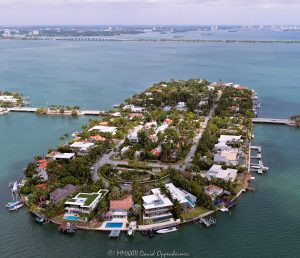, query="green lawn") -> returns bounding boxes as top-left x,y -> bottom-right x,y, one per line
76,193 -> 99,206
181,206 -> 210,220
